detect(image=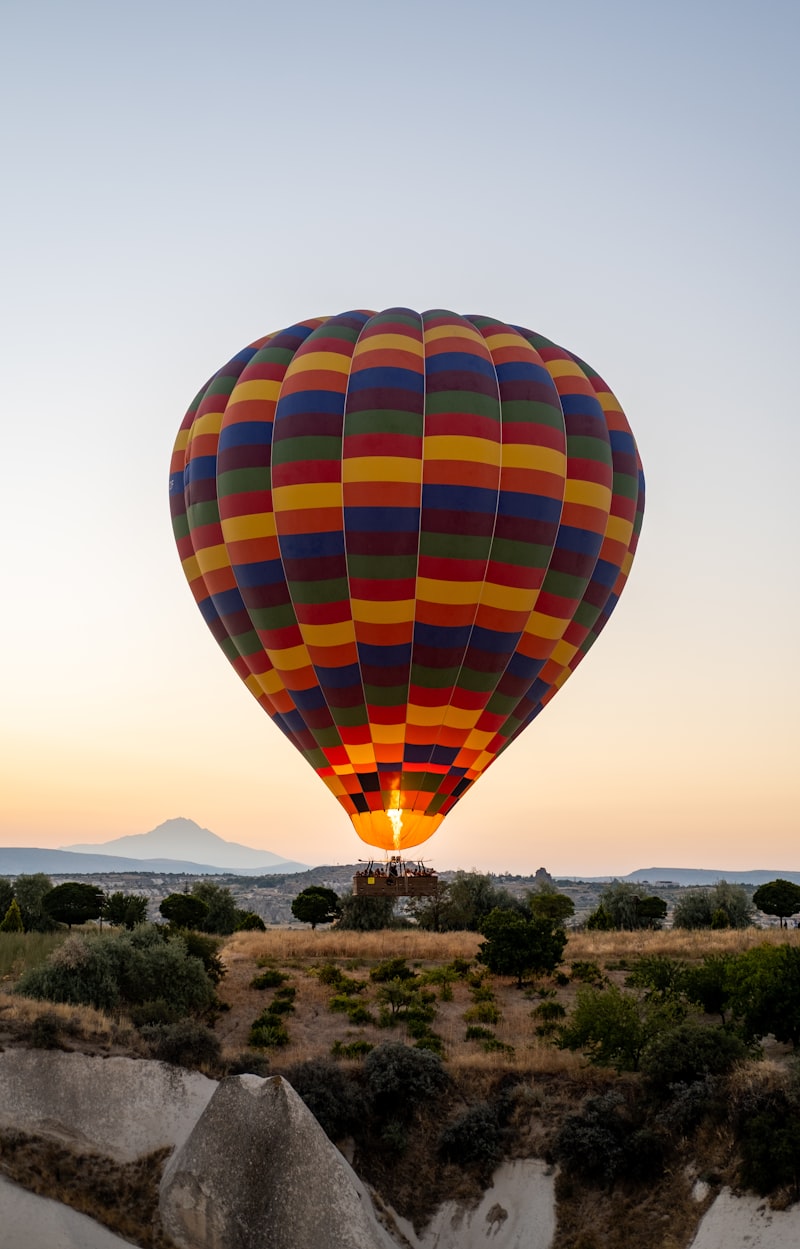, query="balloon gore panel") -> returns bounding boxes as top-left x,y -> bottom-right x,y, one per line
169,309 -> 644,852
